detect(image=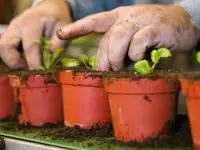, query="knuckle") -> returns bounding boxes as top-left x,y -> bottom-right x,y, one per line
10,18 -> 20,27
111,26 -> 123,38
115,6 -> 127,12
